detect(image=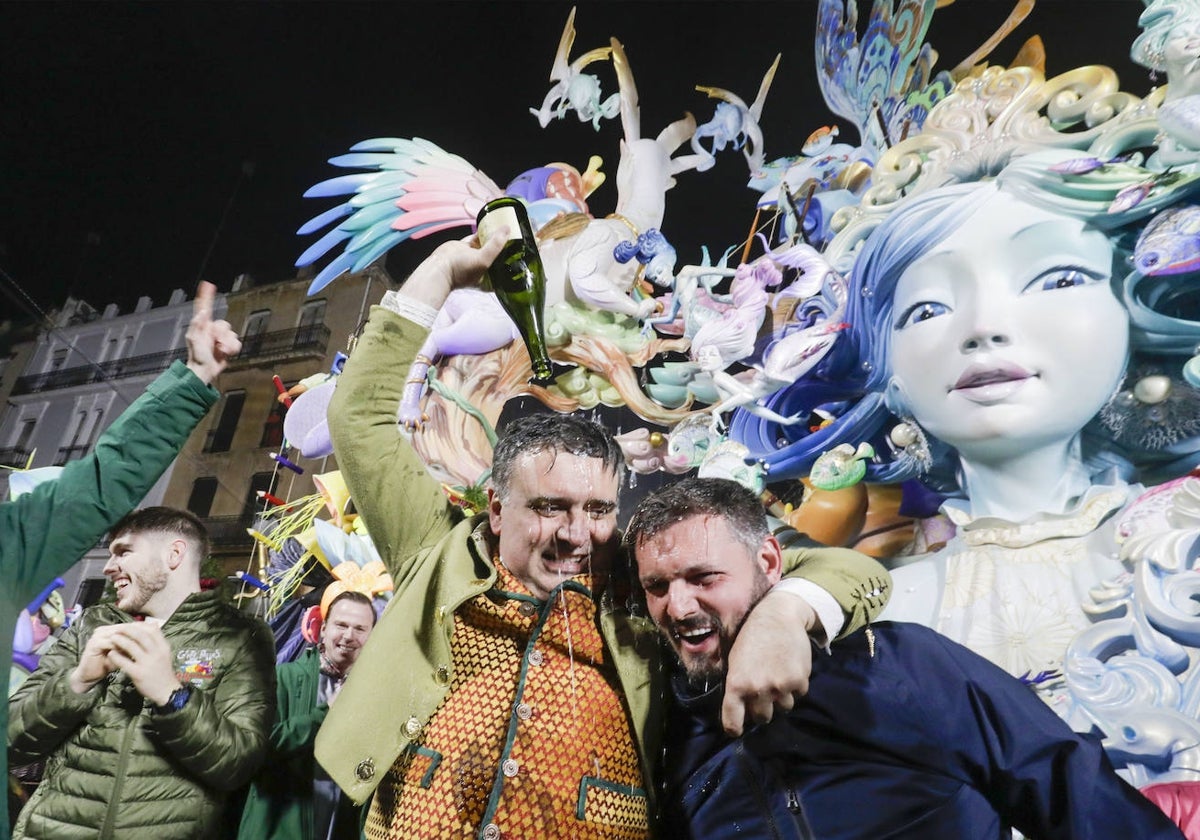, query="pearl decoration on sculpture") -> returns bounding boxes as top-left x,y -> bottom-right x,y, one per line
1133,375 -> 1173,405
890,422 -> 919,448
